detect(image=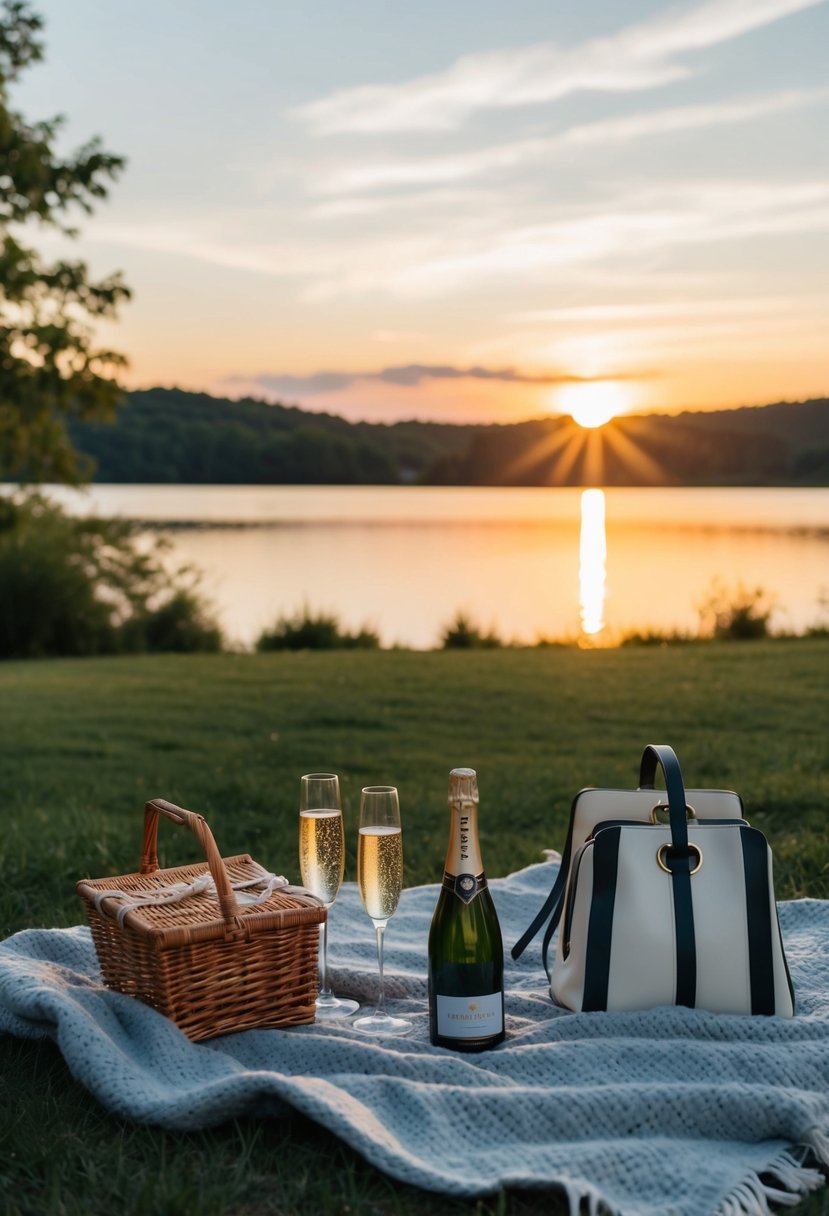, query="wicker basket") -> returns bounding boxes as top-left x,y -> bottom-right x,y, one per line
76,798 -> 326,1041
